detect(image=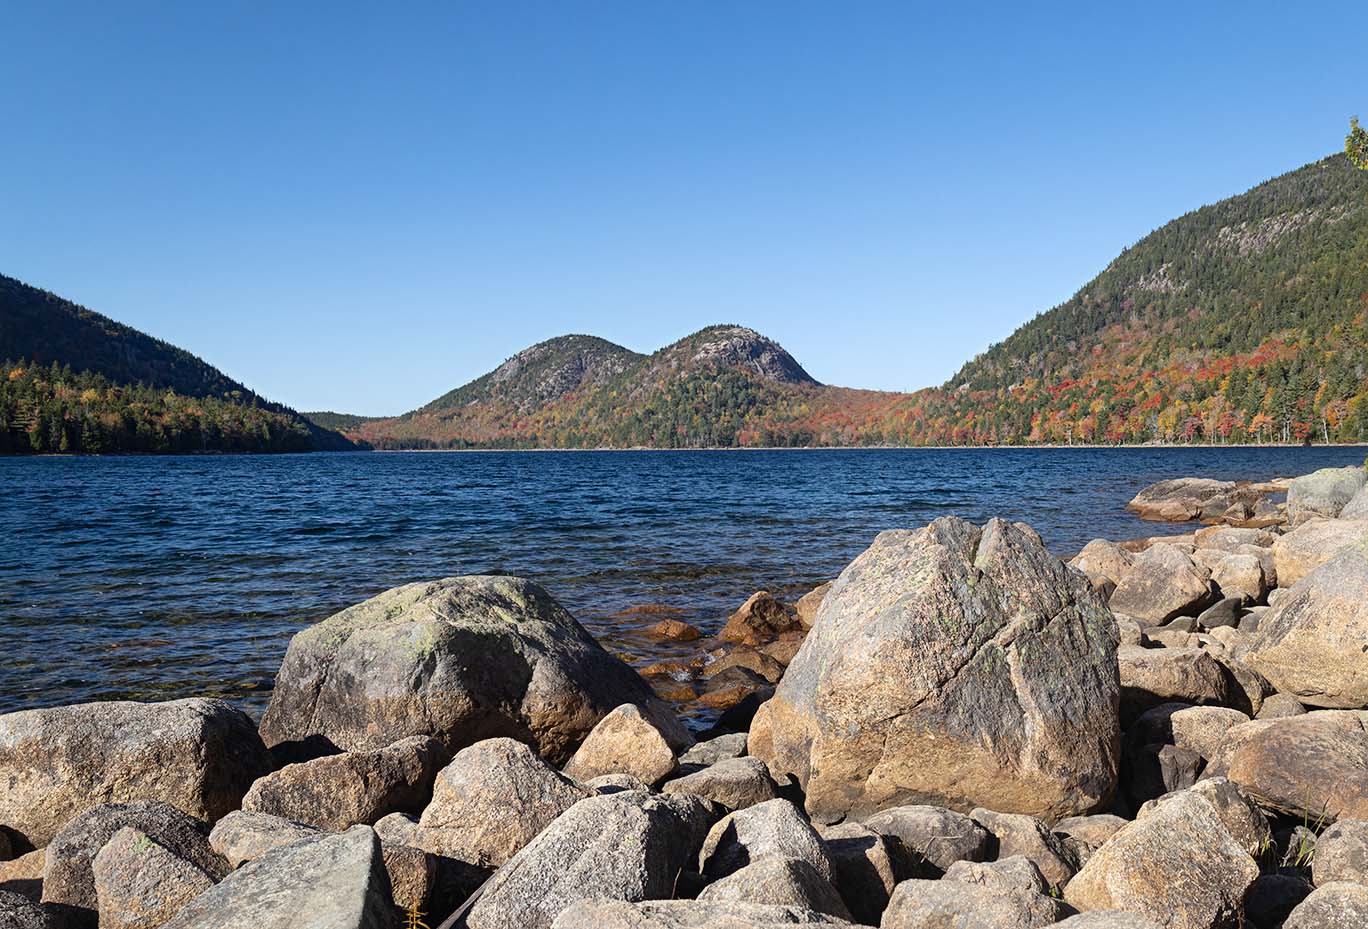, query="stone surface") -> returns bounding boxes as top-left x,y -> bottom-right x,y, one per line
1127,703 -> 1250,762
858,805 -> 990,877
0,890 -> 49,929
1210,555 -> 1268,605
941,855 -> 1048,896
563,703 -> 685,785
1052,814 -> 1127,850
663,758 -> 779,811
1225,713 -> 1368,821
1246,874 -> 1314,929
794,584 -> 831,631
1273,519 -> 1368,588
817,822 -> 896,926
968,808 -> 1076,892
1182,778 -> 1272,859
208,811 -> 322,869
719,593 -> 802,646
549,900 -> 857,928
415,737 -> 589,868
1122,743 -> 1202,808
242,735 -> 446,830
1109,543 -> 1216,624
1313,820 -> 1368,887
467,791 -> 715,929
879,877 -> 1066,929
1195,526 -> 1278,552
0,698 -> 269,850
1050,913 -> 1165,929
679,733 -> 748,767
1069,539 -> 1135,587
698,800 -> 833,884
379,842 -> 434,912
1118,646 -> 1234,724
92,827 -> 215,929
1244,544 -> 1368,709
1288,467 -> 1366,525
750,518 -> 1120,823
1125,478 -> 1246,523
704,649 -> 787,685
696,857 -> 850,920
1258,693 -> 1308,718
1283,882 -> 1368,929
259,575 -> 687,764
1064,791 -> 1260,929
651,619 -> 702,641
0,850 -> 44,902
41,801 -> 227,929
161,825 -> 397,929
